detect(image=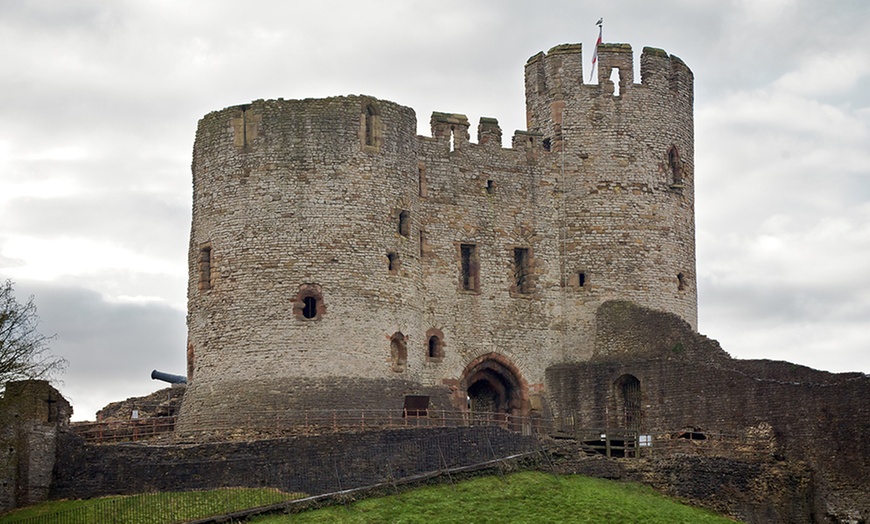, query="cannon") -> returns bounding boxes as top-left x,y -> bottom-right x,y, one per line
150,369 -> 188,385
